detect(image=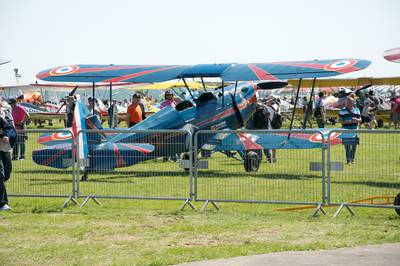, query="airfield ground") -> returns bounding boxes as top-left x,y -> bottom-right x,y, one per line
0,120 -> 399,265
